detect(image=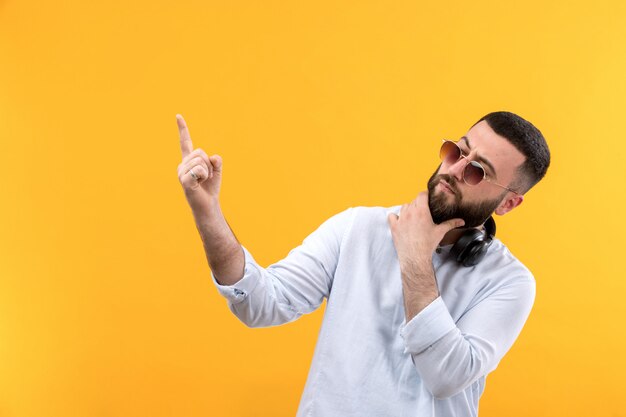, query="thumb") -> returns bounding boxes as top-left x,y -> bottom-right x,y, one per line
387,213 -> 398,227
208,154 -> 223,177
440,218 -> 465,232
